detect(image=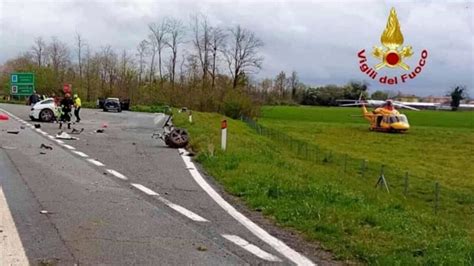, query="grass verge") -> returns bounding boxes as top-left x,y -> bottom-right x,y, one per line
173,109 -> 473,265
